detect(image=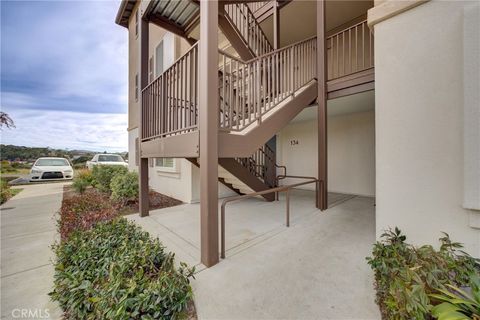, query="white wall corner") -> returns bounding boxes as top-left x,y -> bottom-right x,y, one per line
469,211 -> 480,230
463,1 -> 480,212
